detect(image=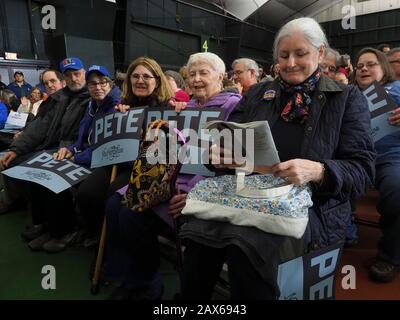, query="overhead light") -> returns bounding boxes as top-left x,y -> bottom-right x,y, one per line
5,52 -> 18,60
